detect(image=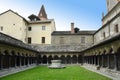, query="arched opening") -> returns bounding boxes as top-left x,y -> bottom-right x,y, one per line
3,50 -> 9,68
103,50 -> 108,67
11,51 -> 16,67
78,55 -> 83,64
0,51 -> 2,70
66,55 -> 71,64
38,55 -> 42,64
48,55 -> 53,64
109,48 -> 114,69
71,55 -> 77,64
117,47 -> 120,70
60,55 -> 66,64
42,55 -> 47,64
53,55 -> 59,60
16,53 -> 21,67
